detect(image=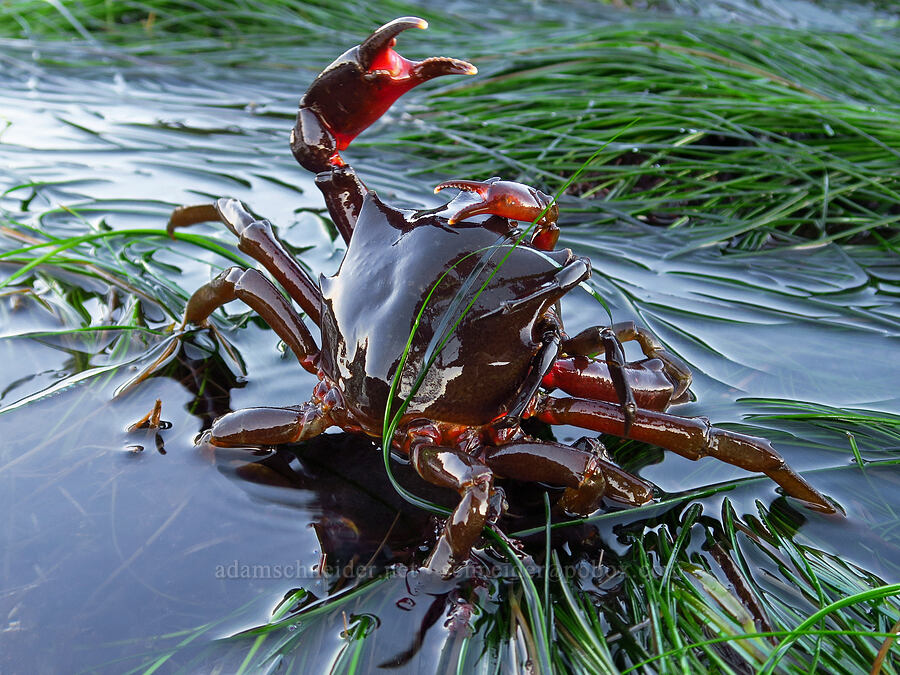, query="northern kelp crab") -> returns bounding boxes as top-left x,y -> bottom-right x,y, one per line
164,17 -> 833,575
